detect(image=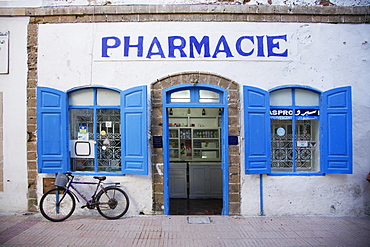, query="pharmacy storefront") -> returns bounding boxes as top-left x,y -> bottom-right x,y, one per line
35,21 -> 369,216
